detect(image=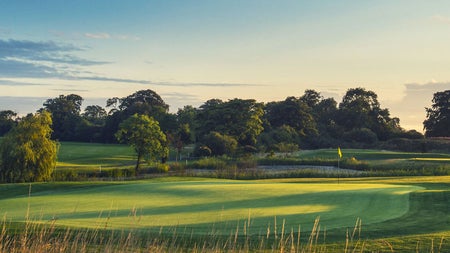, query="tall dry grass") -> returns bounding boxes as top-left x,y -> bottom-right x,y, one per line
0,213 -> 383,253
1,214 -> 447,252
